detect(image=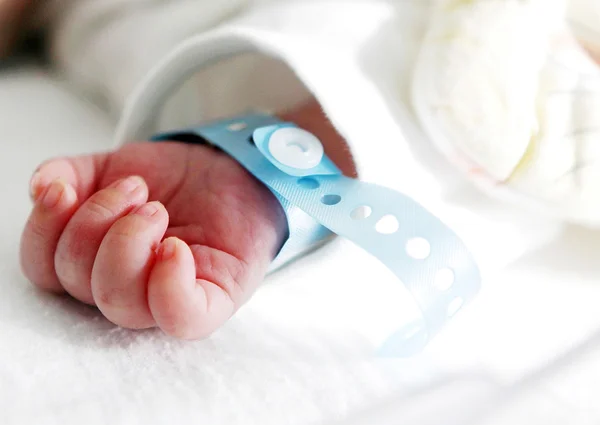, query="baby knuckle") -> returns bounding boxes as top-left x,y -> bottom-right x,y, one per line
109,217 -> 147,239
96,285 -> 130,309
27,219 -> 51,240
156,314 -> 183,337
161,316 -> 211,340
85,194 -> 121,218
